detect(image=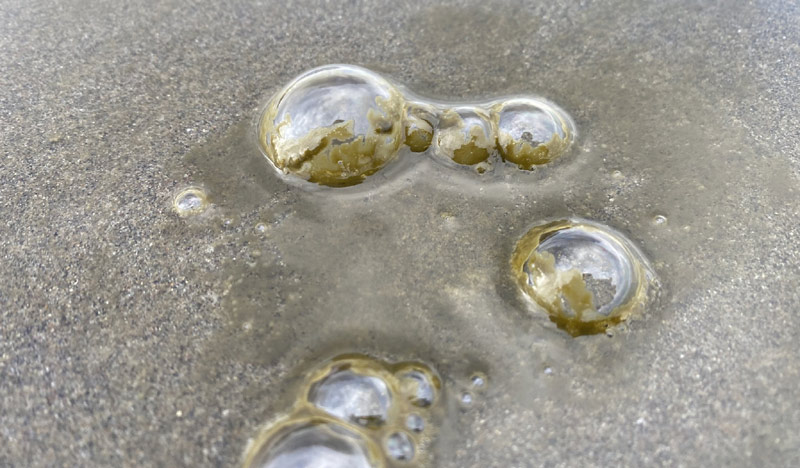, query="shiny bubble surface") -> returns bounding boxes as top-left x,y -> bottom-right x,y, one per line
308,368 -> 392,427
246,420 -> 379,468
405,413 -> 424,433
397,368 -> 437,408
493,98 -> 575,169
259,65 -> 405,187
511,219 -> 654,336
404,102 -> 437,153
433,107 -> 495,166
244,355 -> 443,468
173,187 -> 208,216
385,432 -> 415,461
470,372 -> 487,389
